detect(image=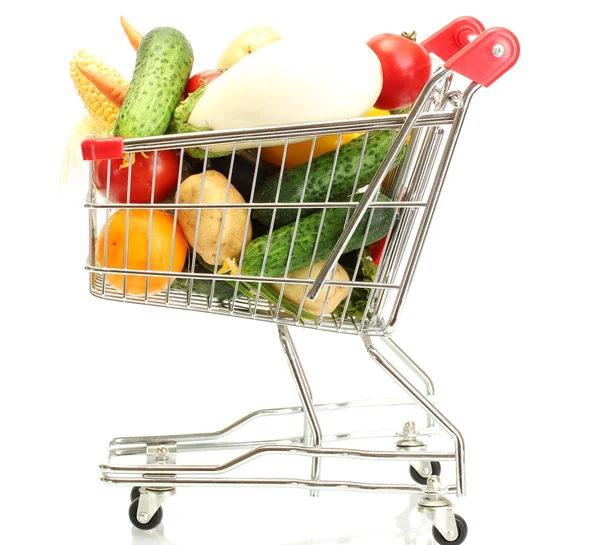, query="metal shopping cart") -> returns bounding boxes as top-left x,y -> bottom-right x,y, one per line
81,17 -> 519,544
